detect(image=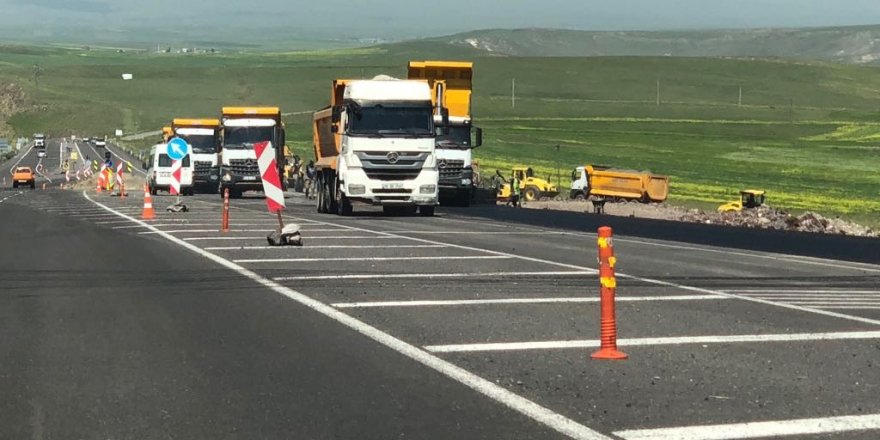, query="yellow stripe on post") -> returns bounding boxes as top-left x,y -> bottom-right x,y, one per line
598,237 -> 609,248
600,277 -> 617,288
608,256 -> 617,268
